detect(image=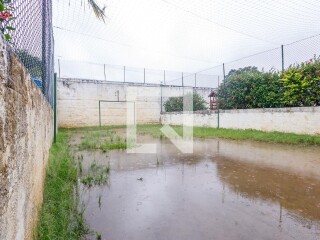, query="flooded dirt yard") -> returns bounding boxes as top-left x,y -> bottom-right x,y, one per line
70,130 -> 320,240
